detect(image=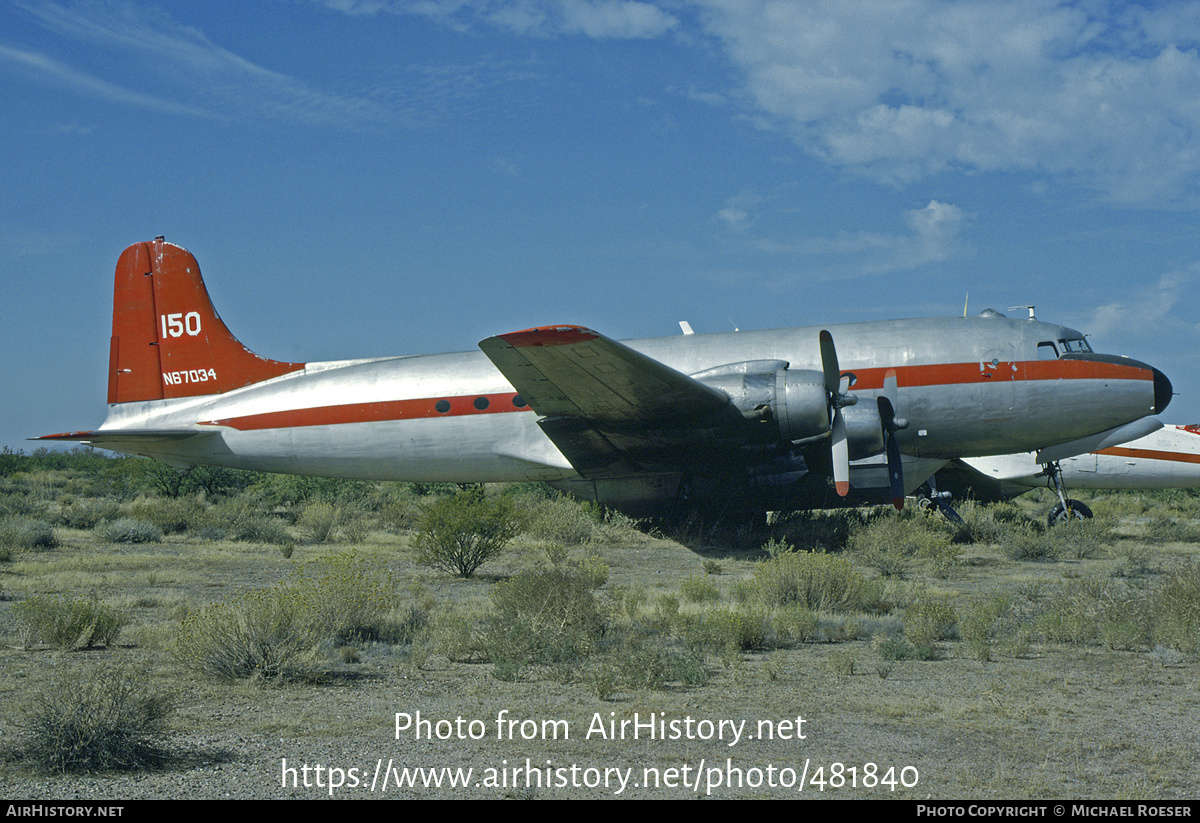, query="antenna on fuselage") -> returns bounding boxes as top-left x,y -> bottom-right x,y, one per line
963,293 -> 968,317
1009,305 -> 1036,319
